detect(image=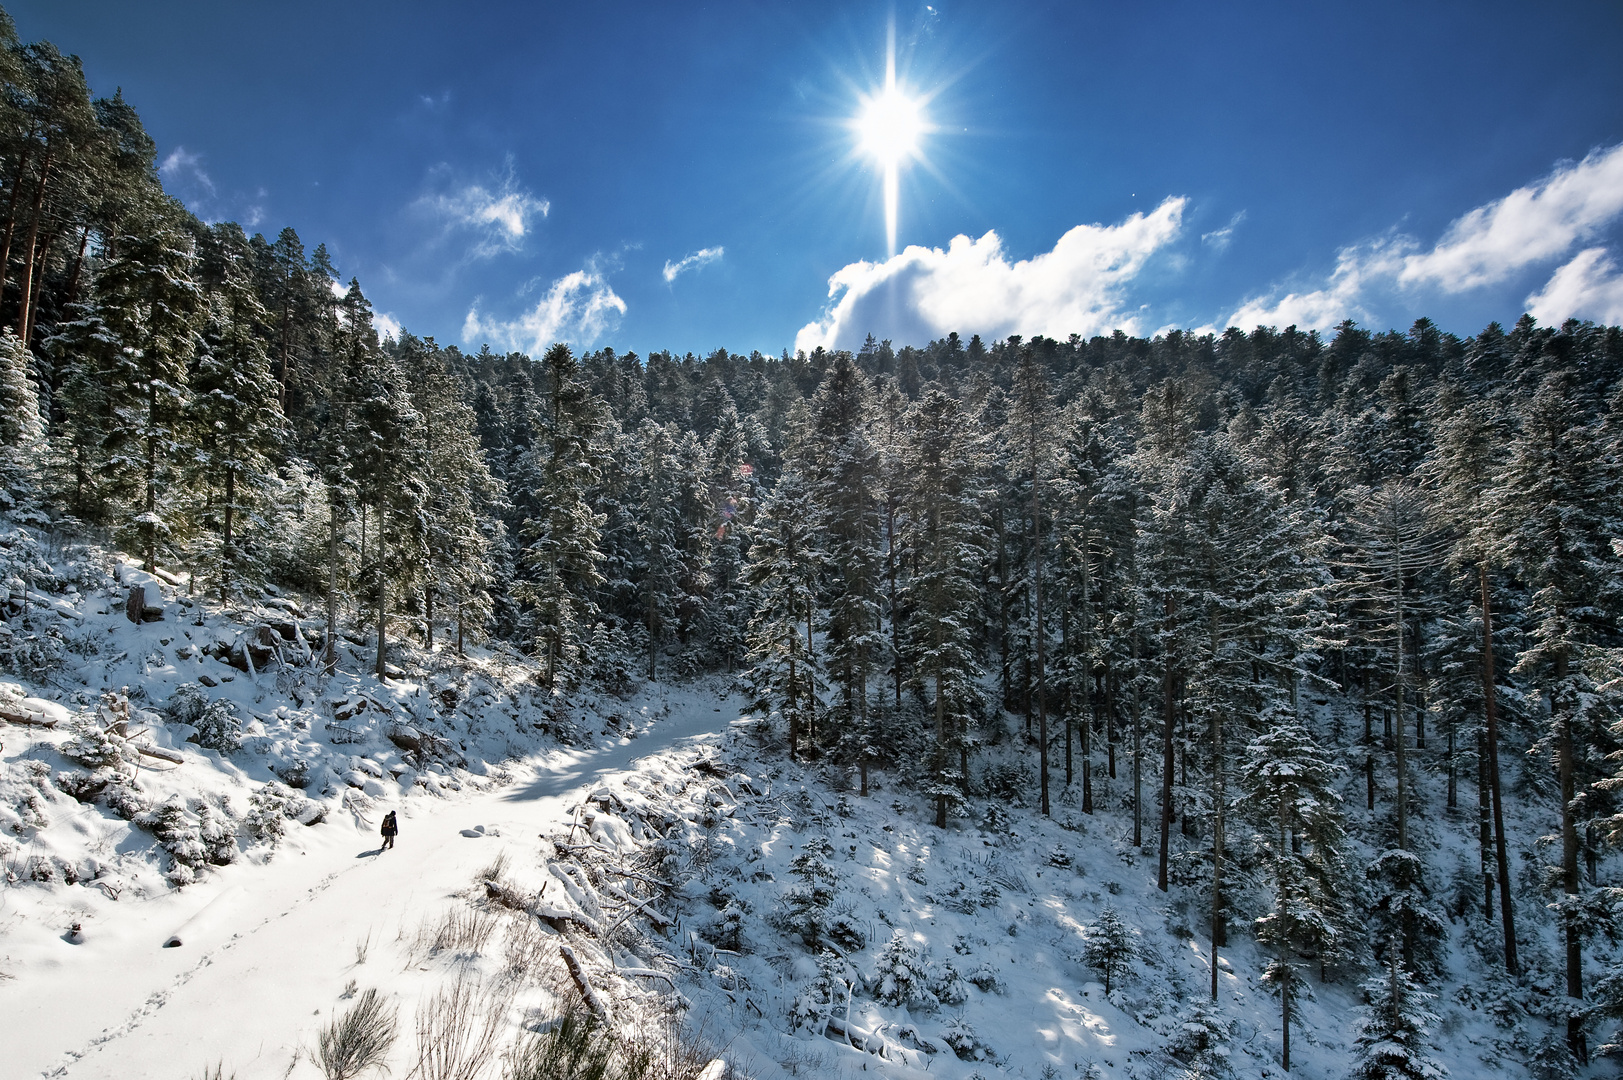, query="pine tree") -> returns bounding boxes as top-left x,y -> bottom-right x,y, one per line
94,204 -> 203,570
902,390 -> 987,825
1242,715 -> 1348,1072
1348,954 -> 1446,1080
743,467 -> 822,756
806,353 -> 882,751
189,221 -> 283,599
0,328 -> 42,512
518,343 -> 607,689
1488,372 -> 1622,1063
1082,907 -> 1135,994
